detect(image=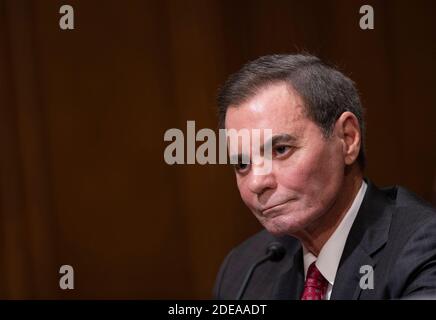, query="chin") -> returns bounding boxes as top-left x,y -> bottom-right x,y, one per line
261,214 -> 306,237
